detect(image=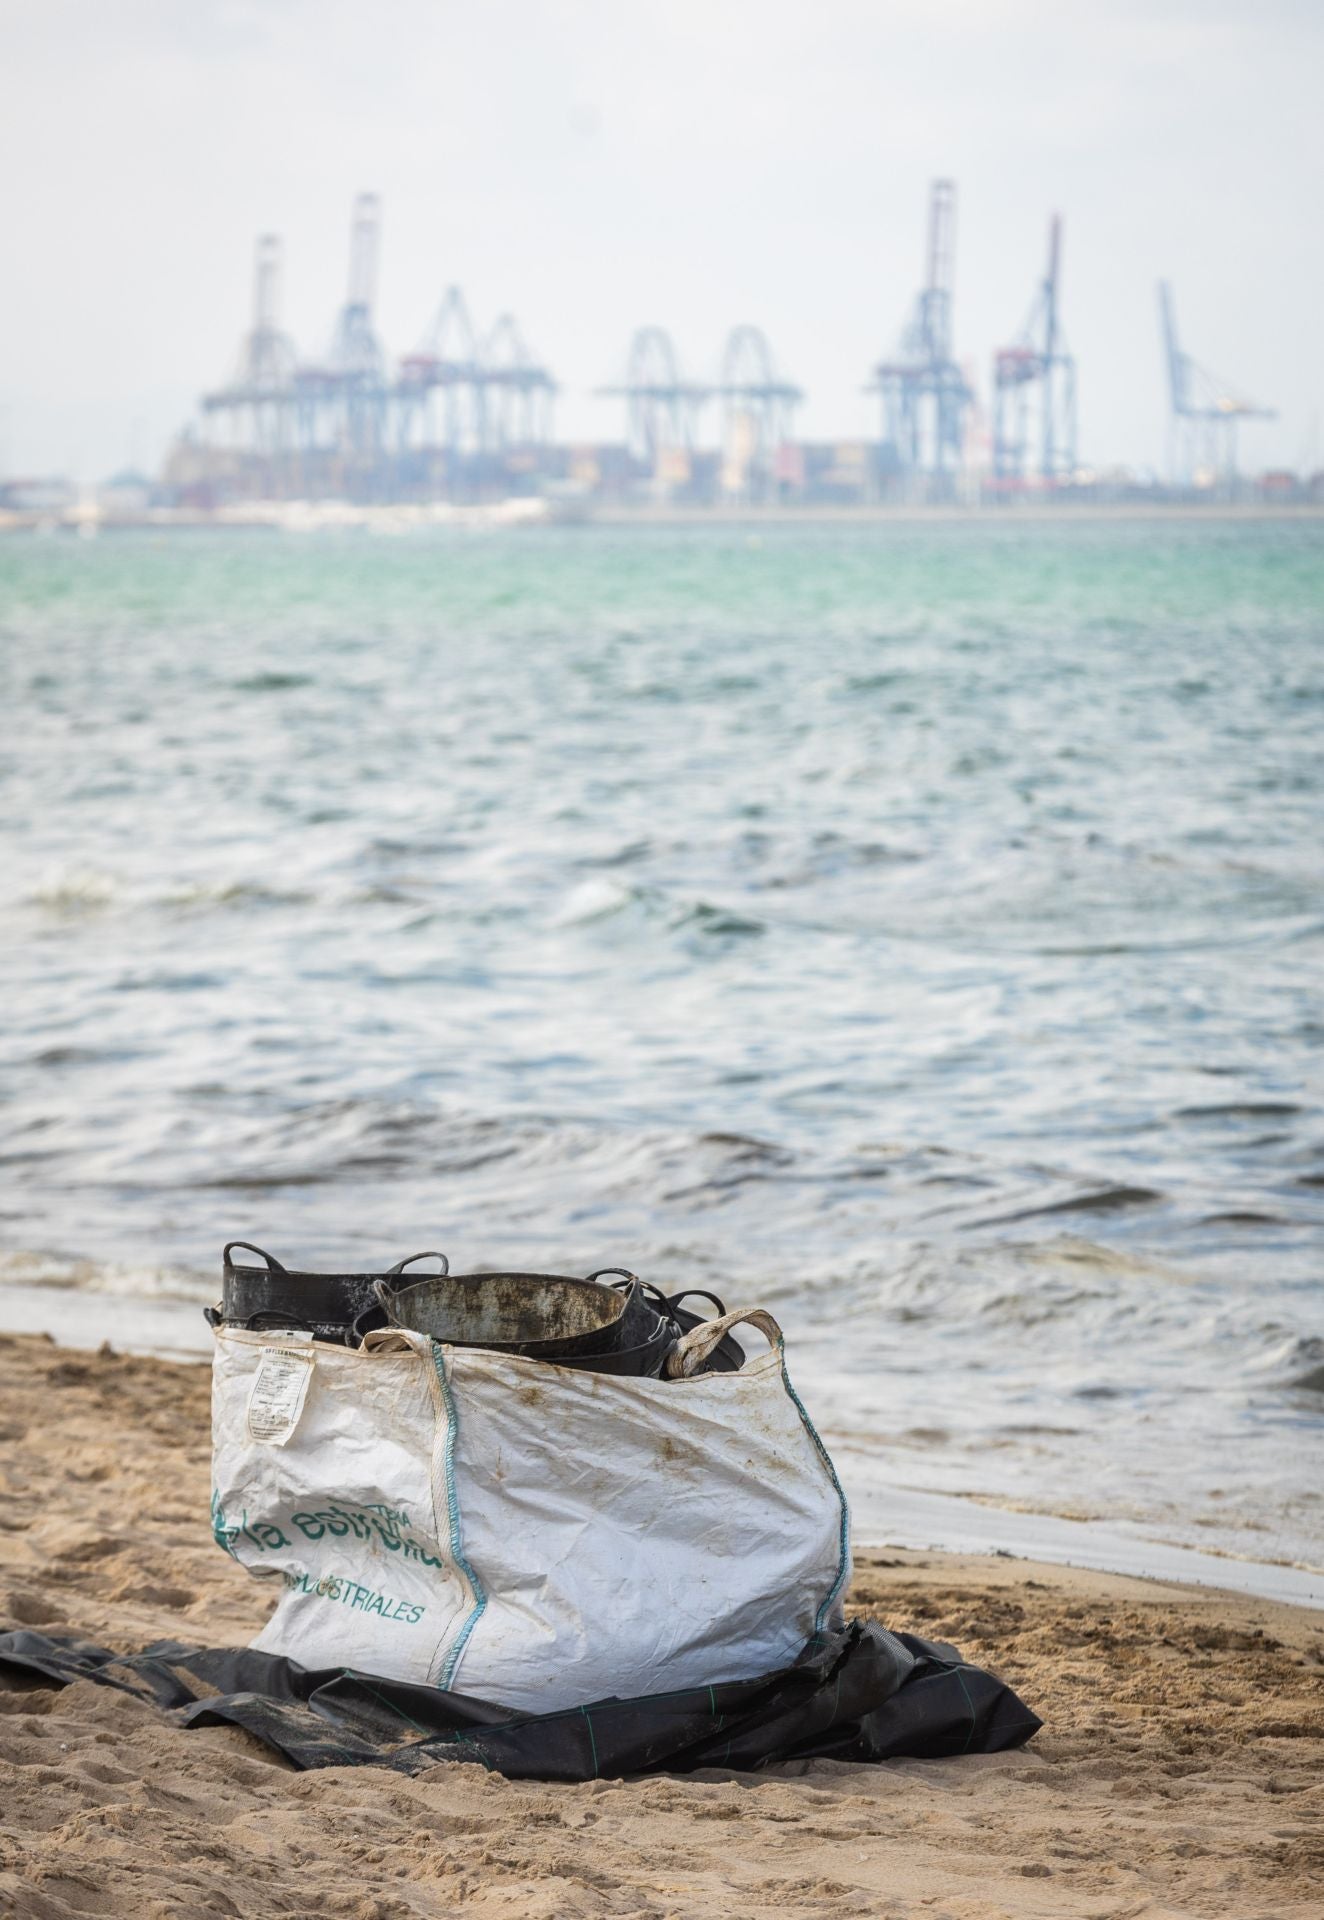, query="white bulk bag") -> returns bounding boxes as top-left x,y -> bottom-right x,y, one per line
210,1308 -> 850,1714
